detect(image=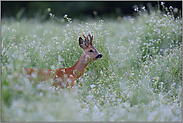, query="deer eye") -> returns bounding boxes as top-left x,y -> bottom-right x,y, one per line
89,50 -> 94,53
